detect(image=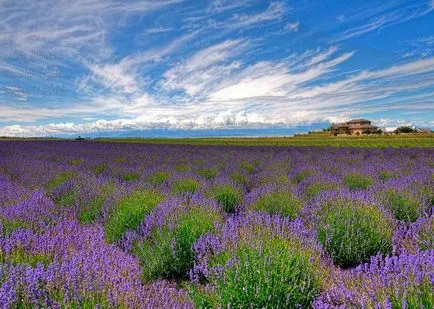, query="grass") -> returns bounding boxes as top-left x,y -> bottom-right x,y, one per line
95,133 -> 434,148
105,190 -> 163,243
